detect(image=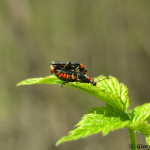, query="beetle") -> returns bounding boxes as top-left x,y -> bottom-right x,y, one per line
50,61 -> 87,75
54,68 -> 97,86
